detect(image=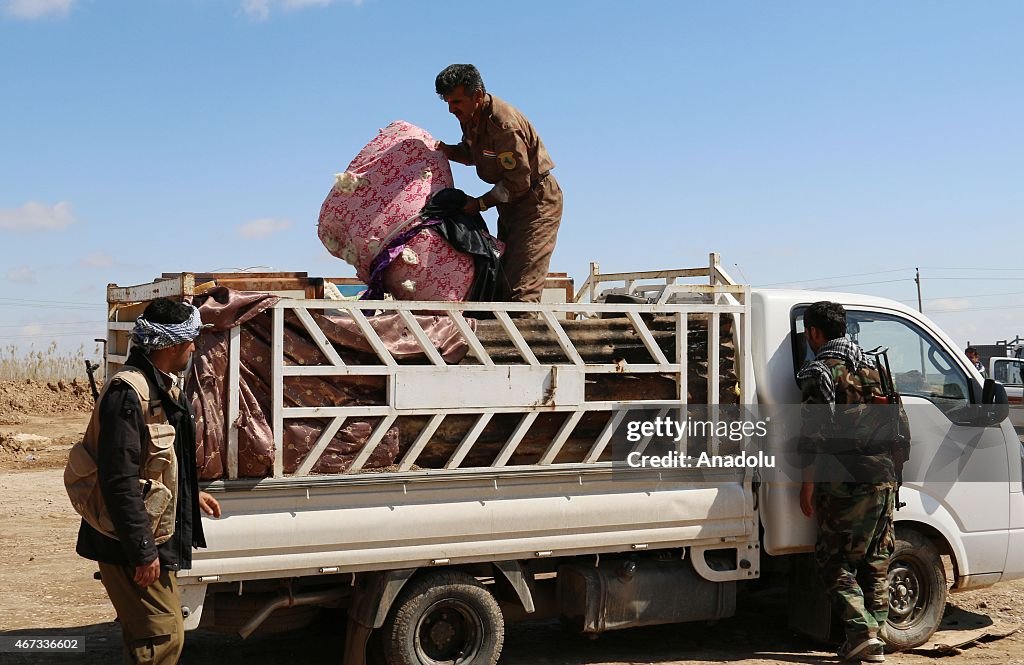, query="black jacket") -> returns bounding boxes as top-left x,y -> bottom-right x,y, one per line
75,349 -> 206,571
